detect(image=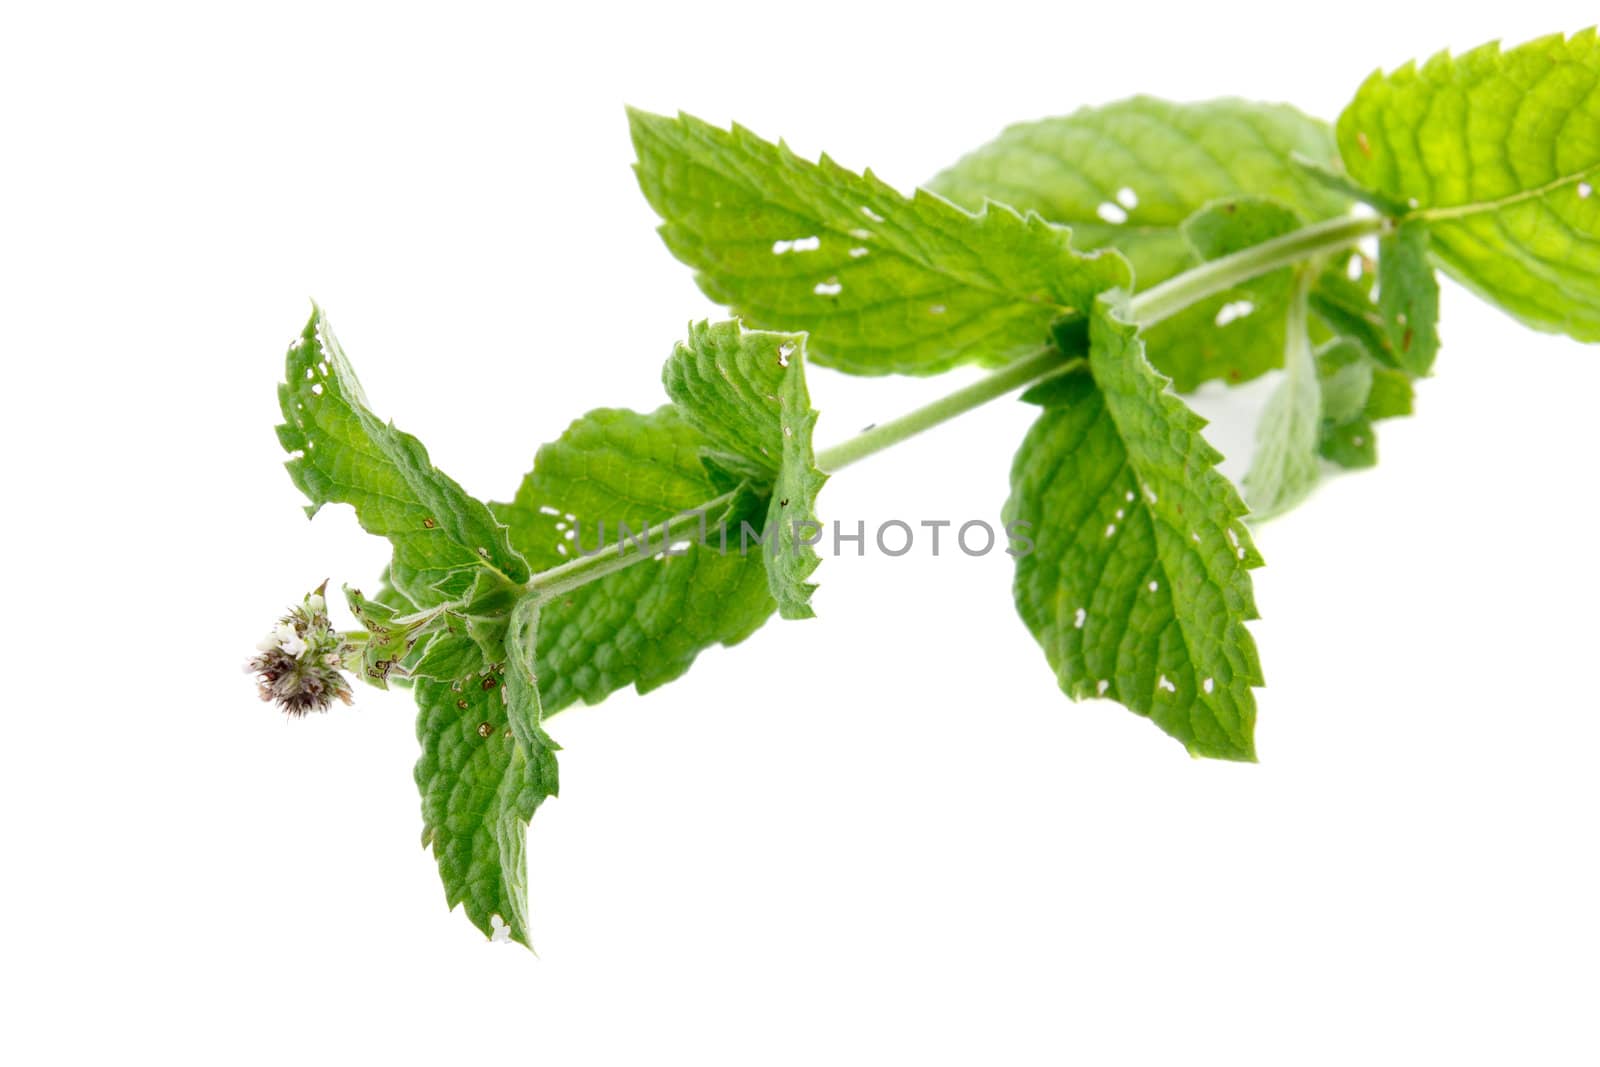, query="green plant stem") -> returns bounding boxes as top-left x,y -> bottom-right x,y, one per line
518,210 -> 1393,601
525,490 -> 740,599
1129,213 -> 1389,326
815,348 -> 1083,473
